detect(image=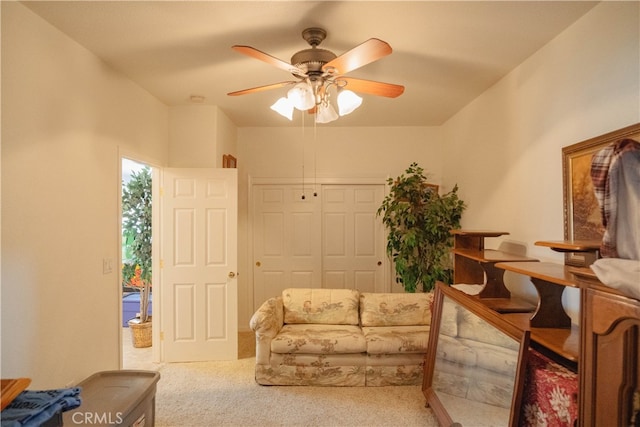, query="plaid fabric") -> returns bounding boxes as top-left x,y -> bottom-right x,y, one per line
590,138 -> 640,257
